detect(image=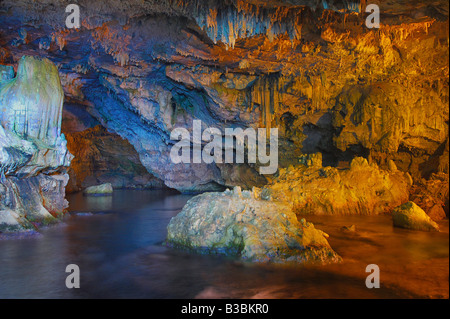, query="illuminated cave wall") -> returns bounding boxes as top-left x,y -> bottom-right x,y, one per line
0,1 -> 448,207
